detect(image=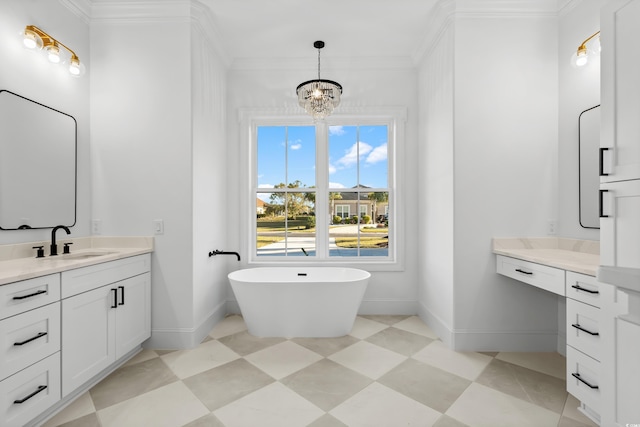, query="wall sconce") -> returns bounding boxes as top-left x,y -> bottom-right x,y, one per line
571,31 -> 600,68
23,25 -> 85,76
